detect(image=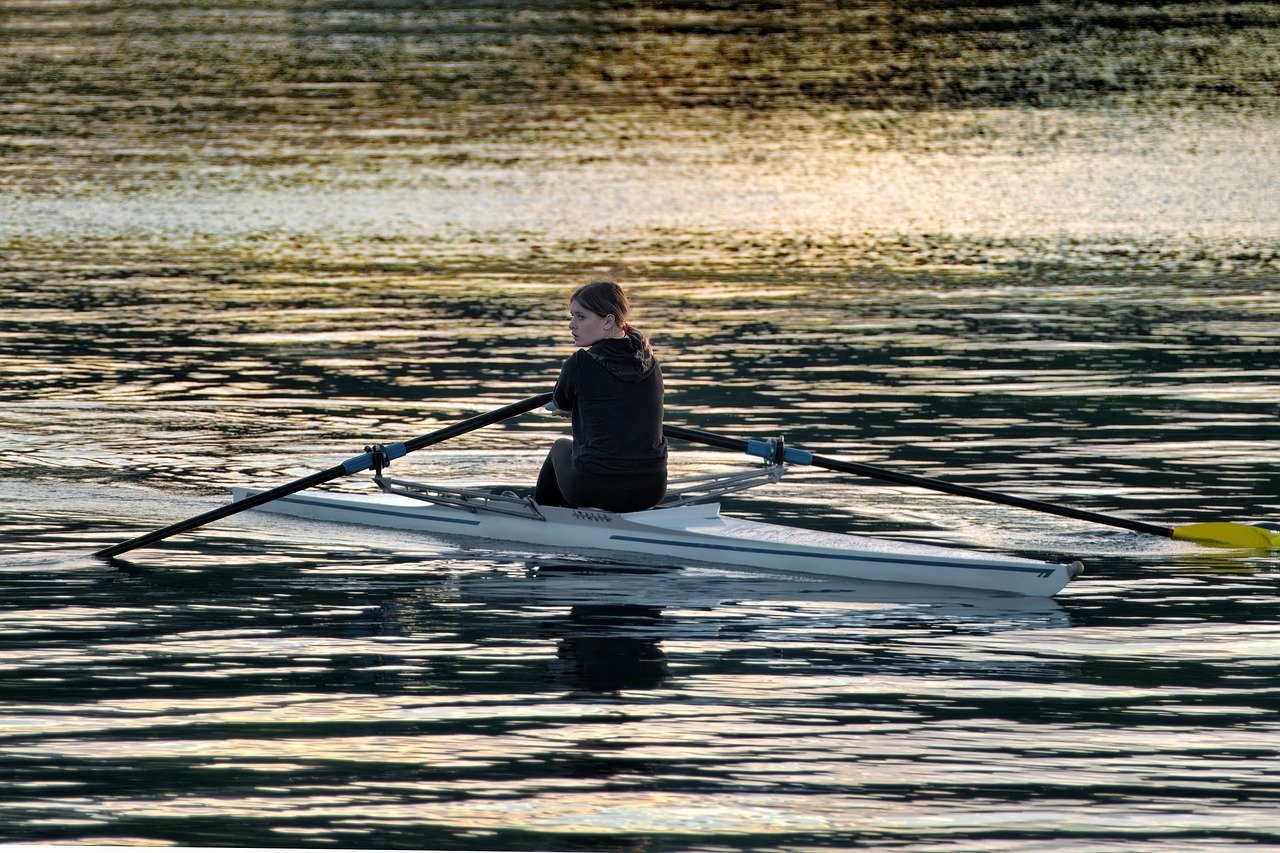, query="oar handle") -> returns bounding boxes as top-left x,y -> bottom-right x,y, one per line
95,392 -> 554,560
662,424 -> 1175,539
